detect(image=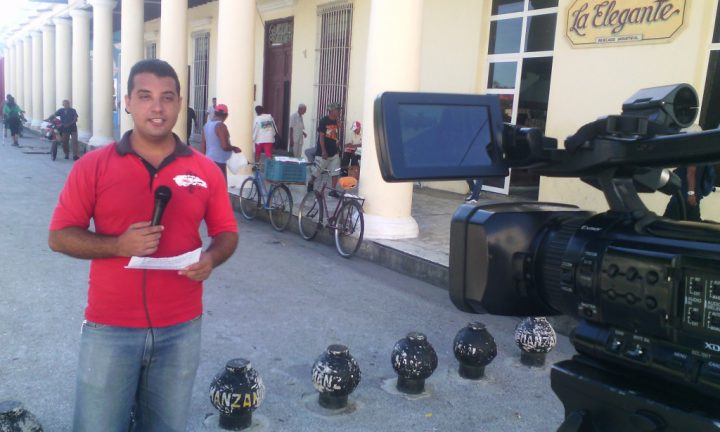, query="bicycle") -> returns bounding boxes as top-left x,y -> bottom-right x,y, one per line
297,163 -> 365,258
238,161 -> 293,231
